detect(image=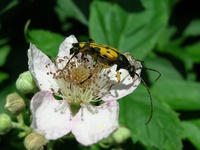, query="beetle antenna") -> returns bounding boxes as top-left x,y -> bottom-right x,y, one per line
125,53 -> 161,82
140,77 -> 153,125
138,67 -> 161,82
143,67 -> 161,82
66,52 -> 76,65
134,72 -> 153,124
